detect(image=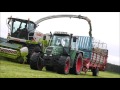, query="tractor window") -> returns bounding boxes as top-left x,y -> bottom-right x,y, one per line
71,38 -> 79,50
51,35 -> 70,47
